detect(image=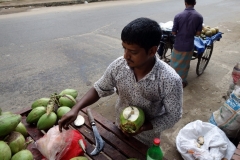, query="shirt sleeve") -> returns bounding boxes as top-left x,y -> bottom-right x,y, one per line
172,15 -> 179,33
196,16 -> 203,32
93,59 -> 117,97
150,76 -> 183,133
